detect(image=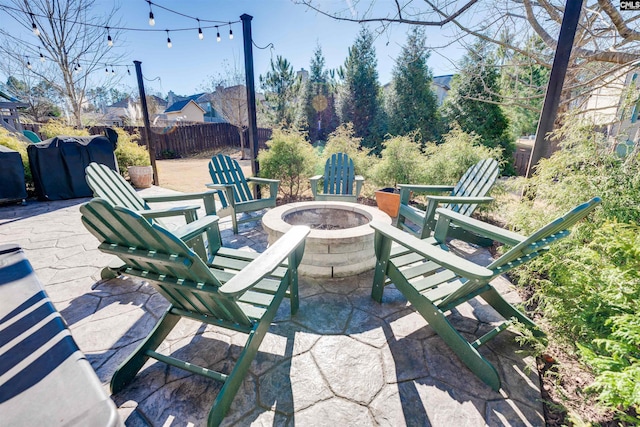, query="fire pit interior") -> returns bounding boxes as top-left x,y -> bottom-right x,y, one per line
262,201 -> 392,278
